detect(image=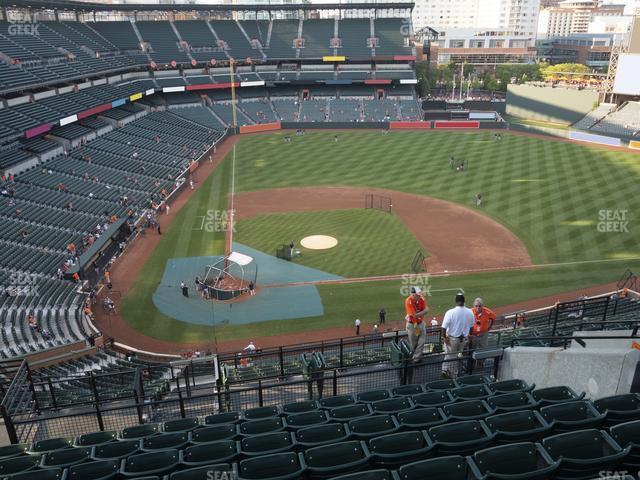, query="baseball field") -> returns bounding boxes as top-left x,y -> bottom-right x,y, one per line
110,130 -> 640,350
